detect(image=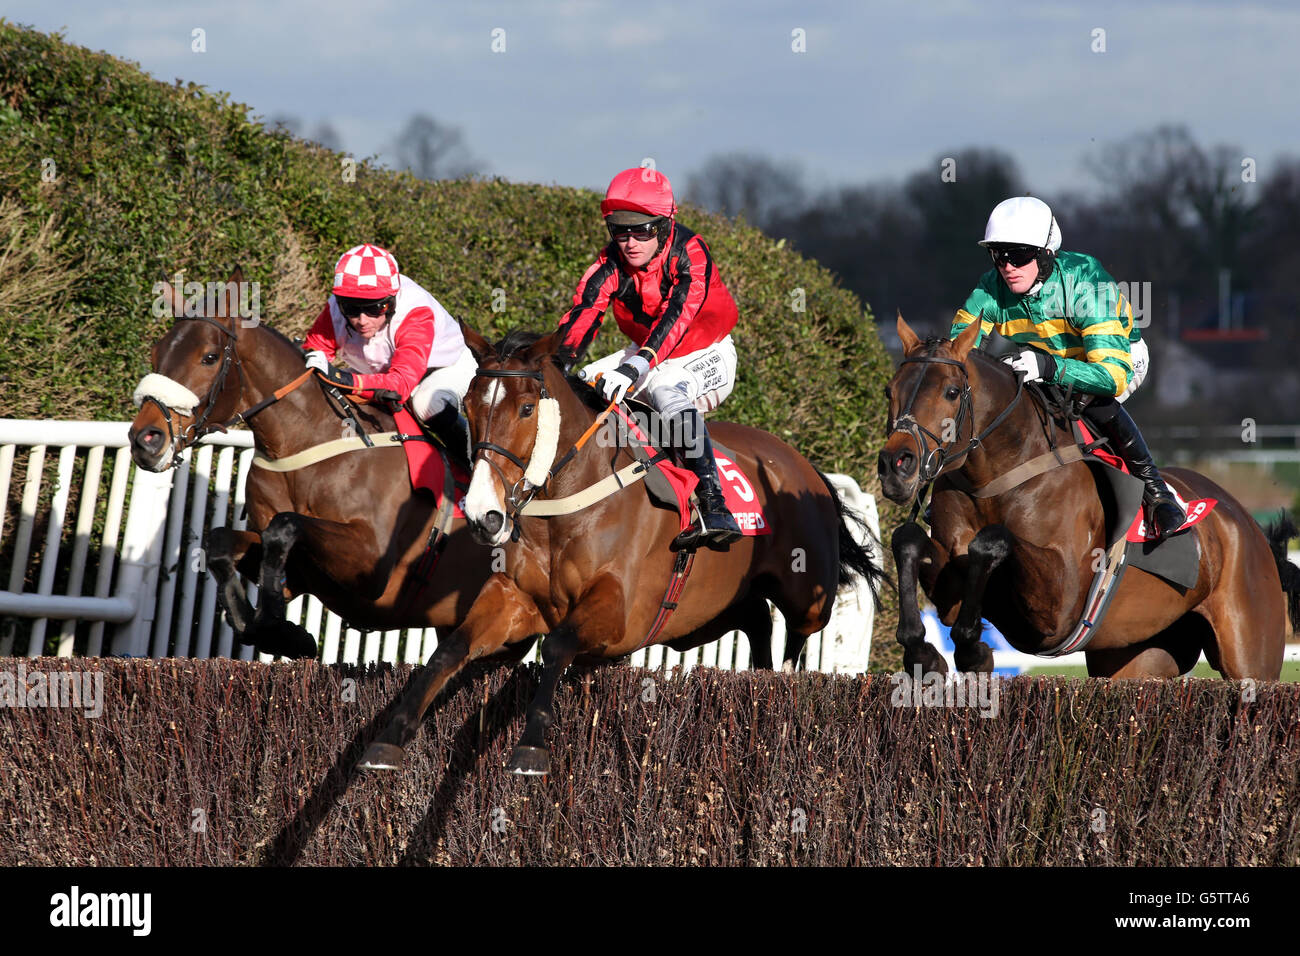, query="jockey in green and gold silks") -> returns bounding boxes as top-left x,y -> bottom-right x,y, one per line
951,250 -> 1141,398
950,196 -> 1185,539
